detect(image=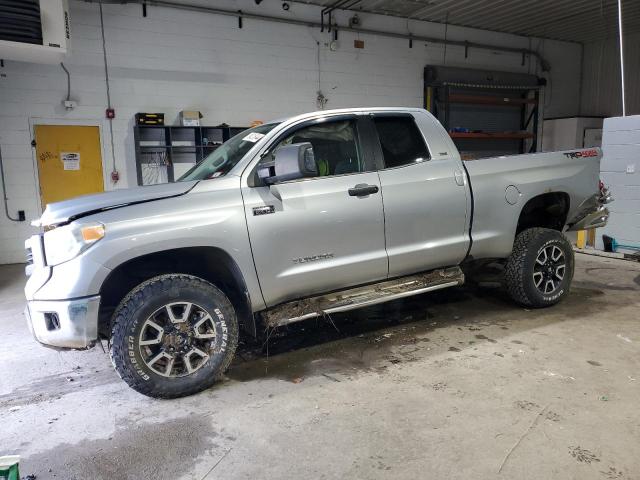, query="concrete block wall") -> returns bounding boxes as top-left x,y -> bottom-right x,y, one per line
0,0 -> 583,264
599,115 -> 640,250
